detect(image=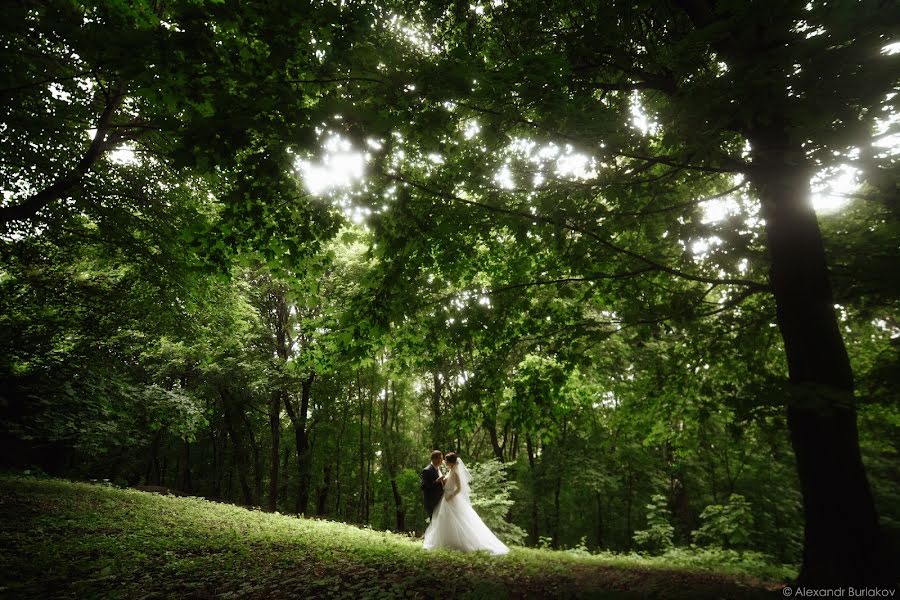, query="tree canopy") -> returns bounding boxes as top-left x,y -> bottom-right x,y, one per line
1,0 -> 898,588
